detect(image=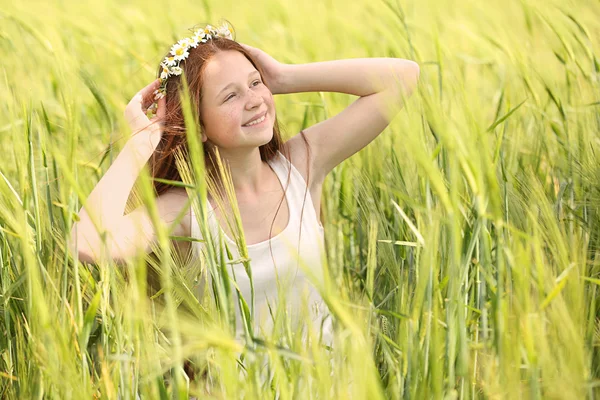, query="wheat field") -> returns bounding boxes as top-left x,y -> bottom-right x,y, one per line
1,0 -> 600,398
